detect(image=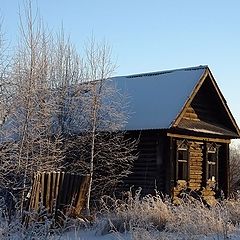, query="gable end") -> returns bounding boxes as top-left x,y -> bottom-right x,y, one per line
173,68 -> 240,138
